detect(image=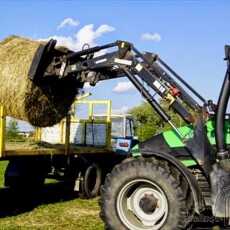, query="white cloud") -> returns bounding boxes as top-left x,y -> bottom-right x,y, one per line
57,17 -> 80,30
141,33 -> 161,42
74,24 -> 115,50
40,24 -> 115,52
112,106 -> 129,114
113,81 -> 135,94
